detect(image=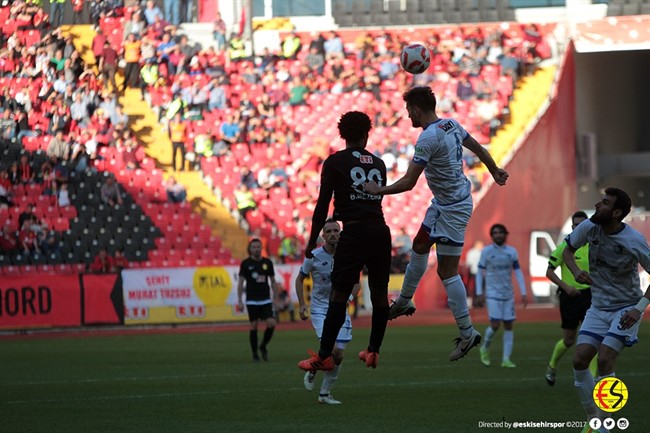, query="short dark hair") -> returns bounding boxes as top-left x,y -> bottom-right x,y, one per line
490,223 -> 508,235
338,111 -> 372,143
572,210 -> 588,220
403,86 -> 437,112
247,238 -> 262,255
604,187 -> 632,220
